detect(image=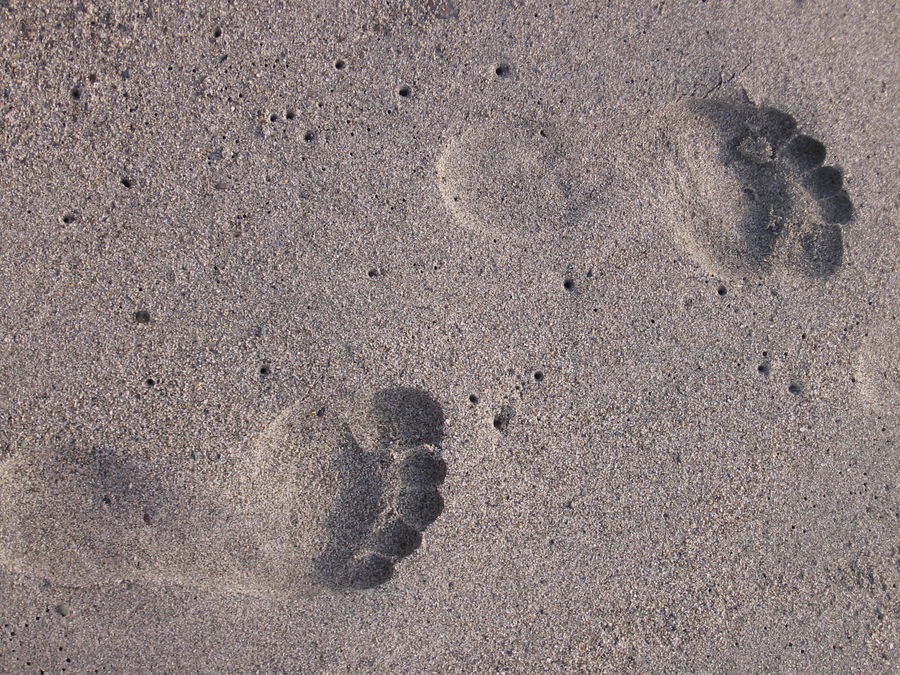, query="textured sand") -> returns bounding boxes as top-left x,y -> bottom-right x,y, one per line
1,0 -> 897,671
